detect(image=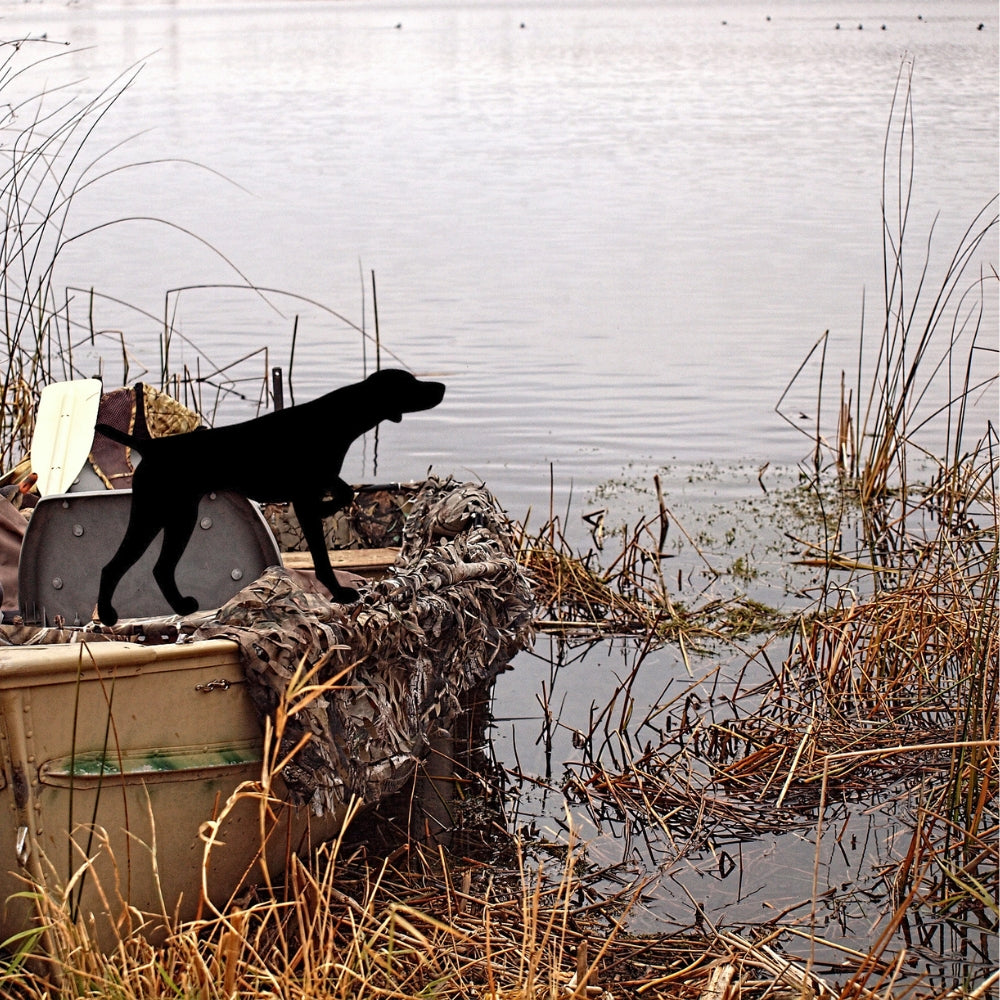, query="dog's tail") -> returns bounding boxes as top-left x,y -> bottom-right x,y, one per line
95,423 -> 145,452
